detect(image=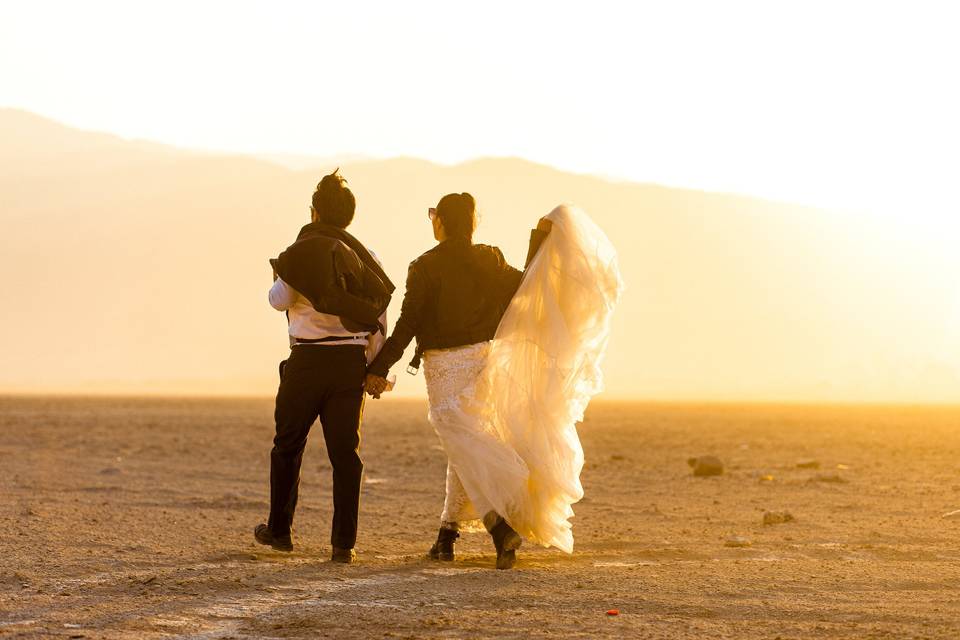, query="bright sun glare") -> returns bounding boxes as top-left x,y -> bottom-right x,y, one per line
0,1 -> 957,399
1,1 -> 957,222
